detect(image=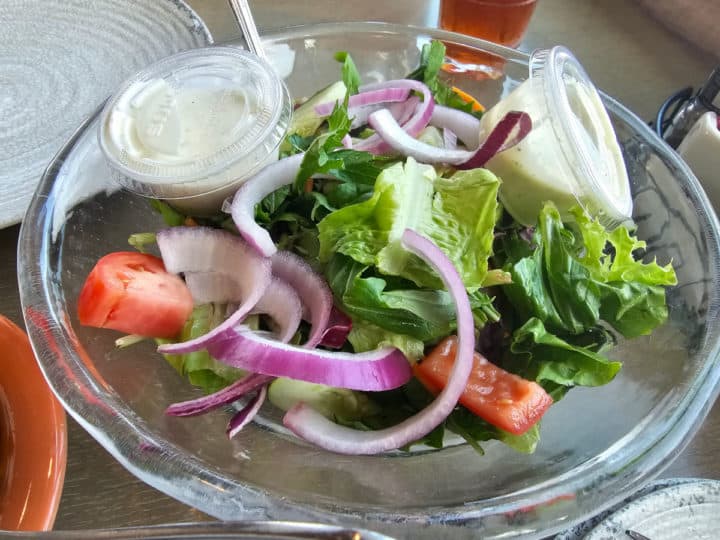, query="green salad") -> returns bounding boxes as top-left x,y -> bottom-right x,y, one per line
78,41 -> 677,455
